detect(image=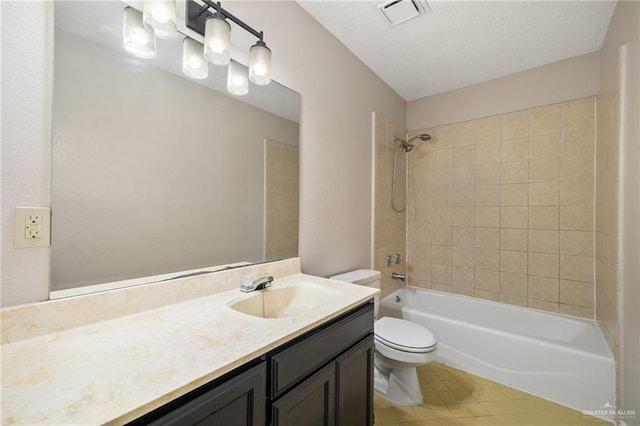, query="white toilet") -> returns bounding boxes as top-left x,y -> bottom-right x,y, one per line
330,269 -> 437,406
